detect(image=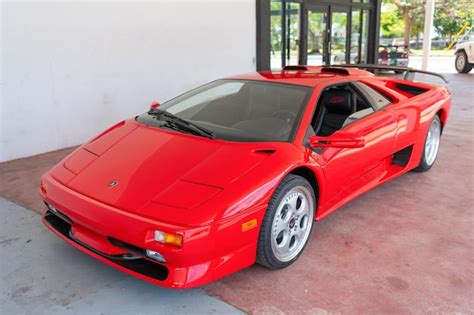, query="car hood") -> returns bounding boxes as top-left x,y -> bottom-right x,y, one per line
56,120 -> 273,214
